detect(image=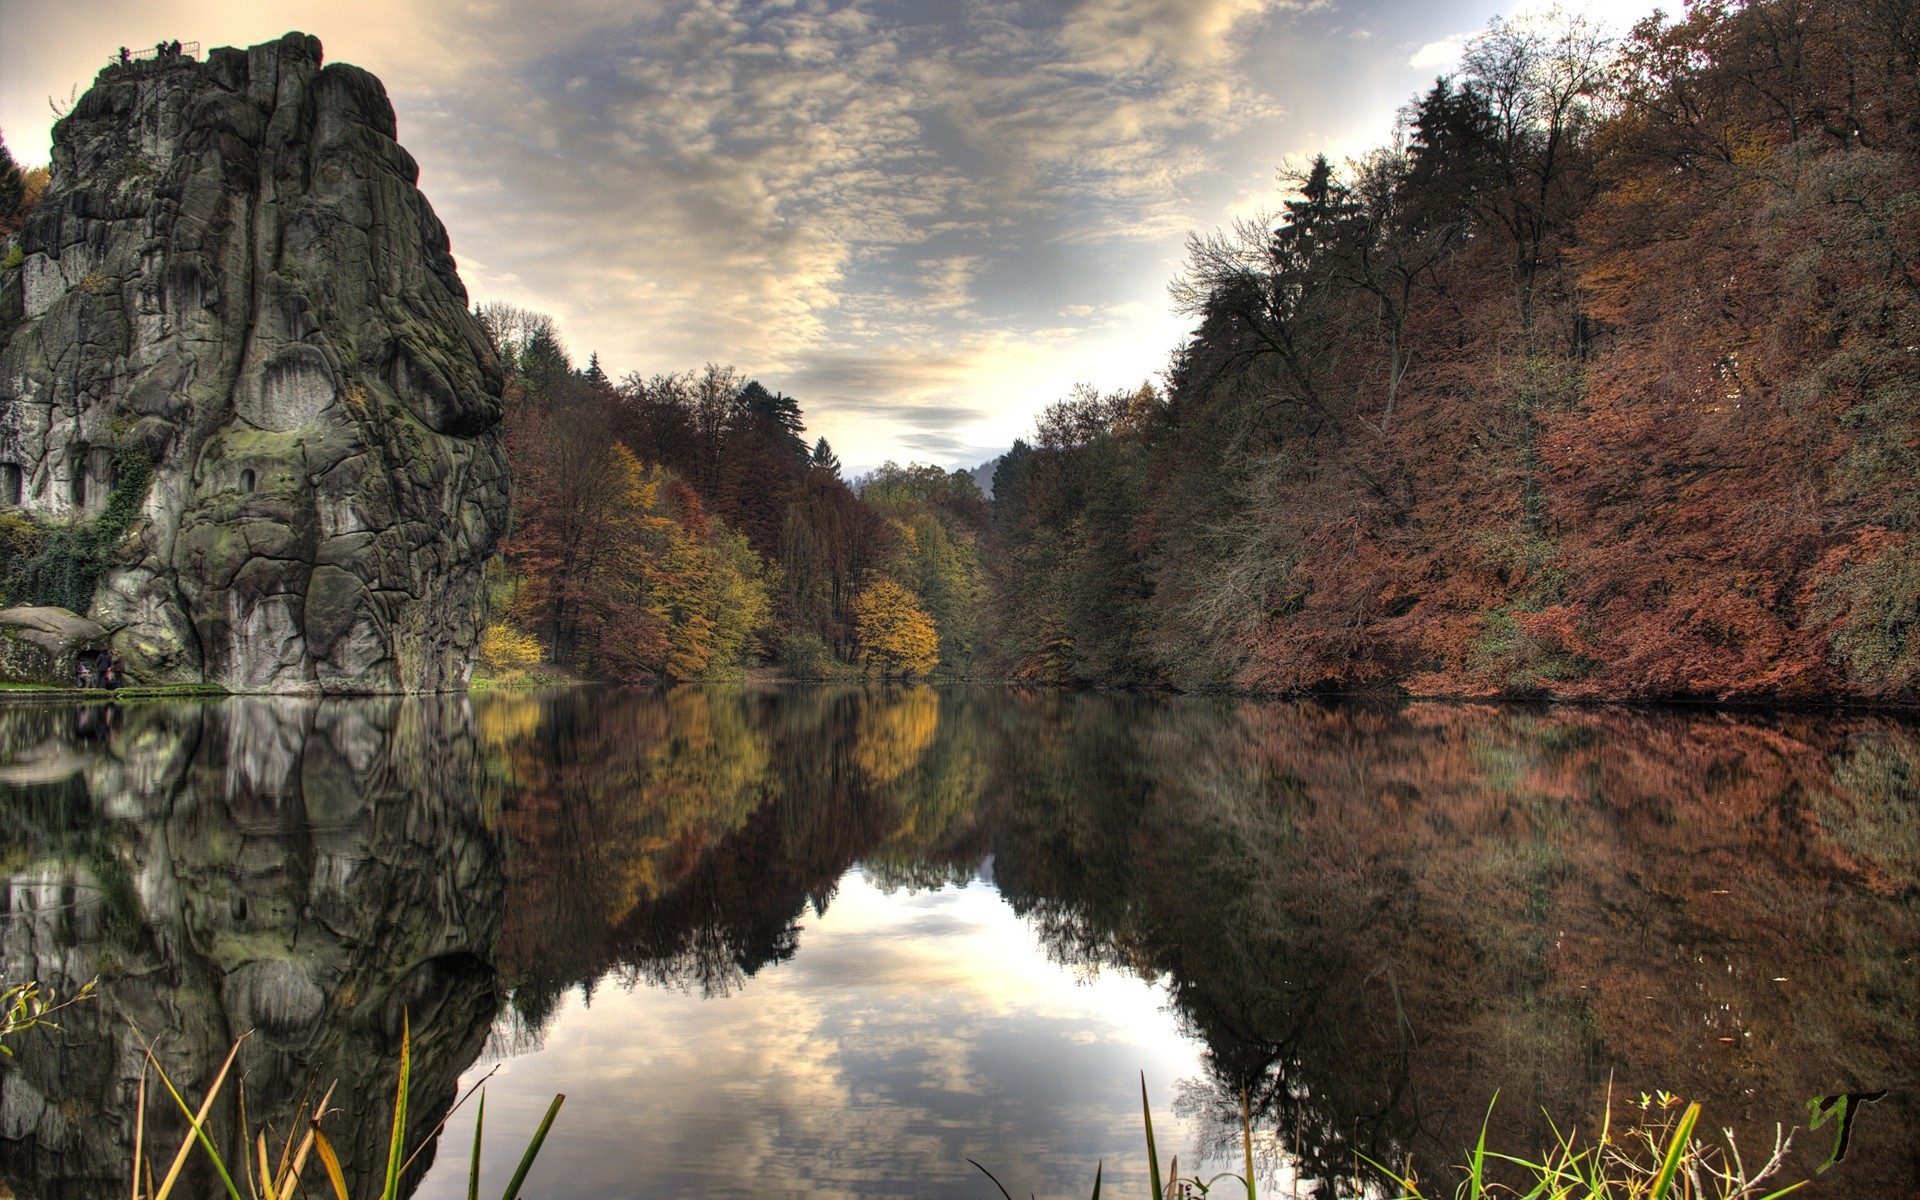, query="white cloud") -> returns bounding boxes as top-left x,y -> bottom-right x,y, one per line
387,0 -> 1304,463
1408,32 -> 1470,71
